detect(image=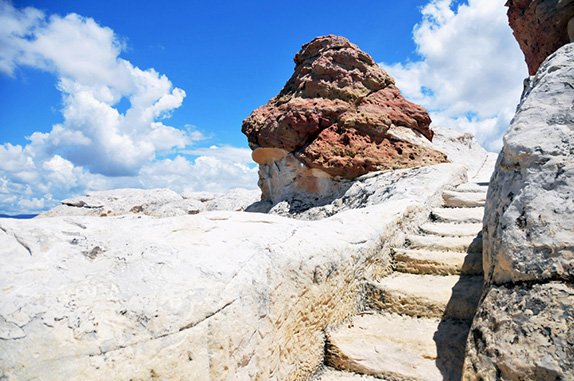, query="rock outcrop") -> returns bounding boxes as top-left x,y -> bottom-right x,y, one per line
38,188 -> 261,218
463,43 -> 574,379
248,127 -> 490,218
0,161 -> 469,380
506,0 -> 574,75
242,35 -> 448,183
